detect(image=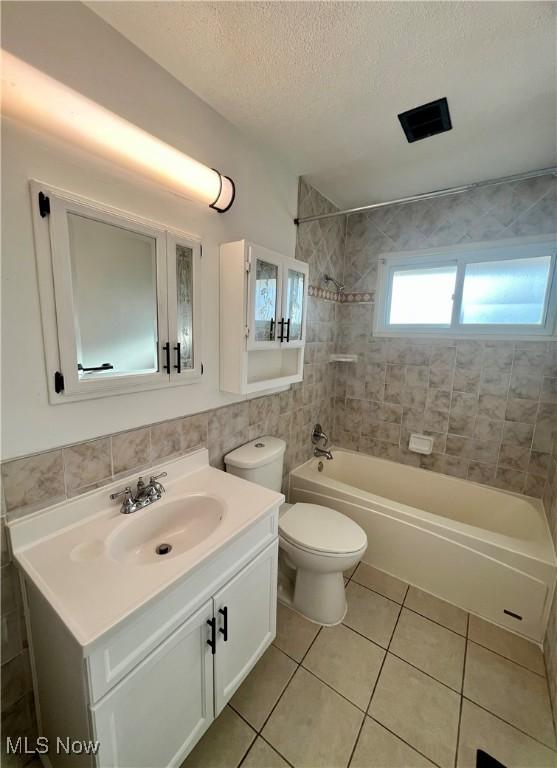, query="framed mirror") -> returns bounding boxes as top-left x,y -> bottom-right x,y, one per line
31,181 -> 202,402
